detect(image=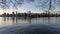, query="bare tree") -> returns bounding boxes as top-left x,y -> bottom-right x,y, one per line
36,0 -> 59,12
0,0 -> 59,12
0,0 -> 24,10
